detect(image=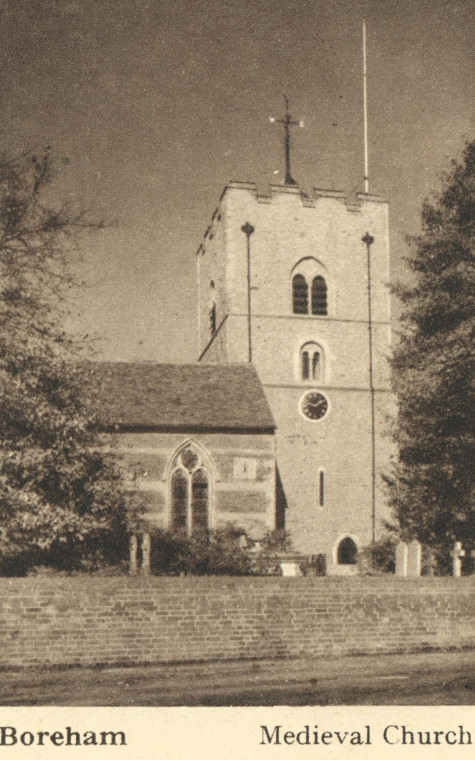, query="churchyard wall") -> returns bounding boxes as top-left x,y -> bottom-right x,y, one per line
1,576 -> 473,669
